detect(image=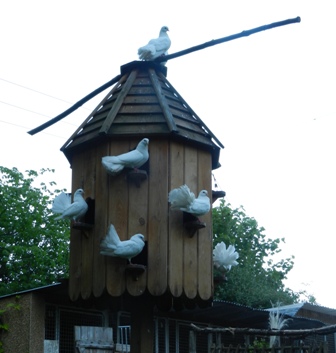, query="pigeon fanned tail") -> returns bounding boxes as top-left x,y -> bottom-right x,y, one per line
168,184 -> 195,210
100,224 -> 145,263
100,224 -> 120,251
213,242 -> 239,271
52,192 -> 71,215
52,189 -> 88,221
168,184 -> 210,217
